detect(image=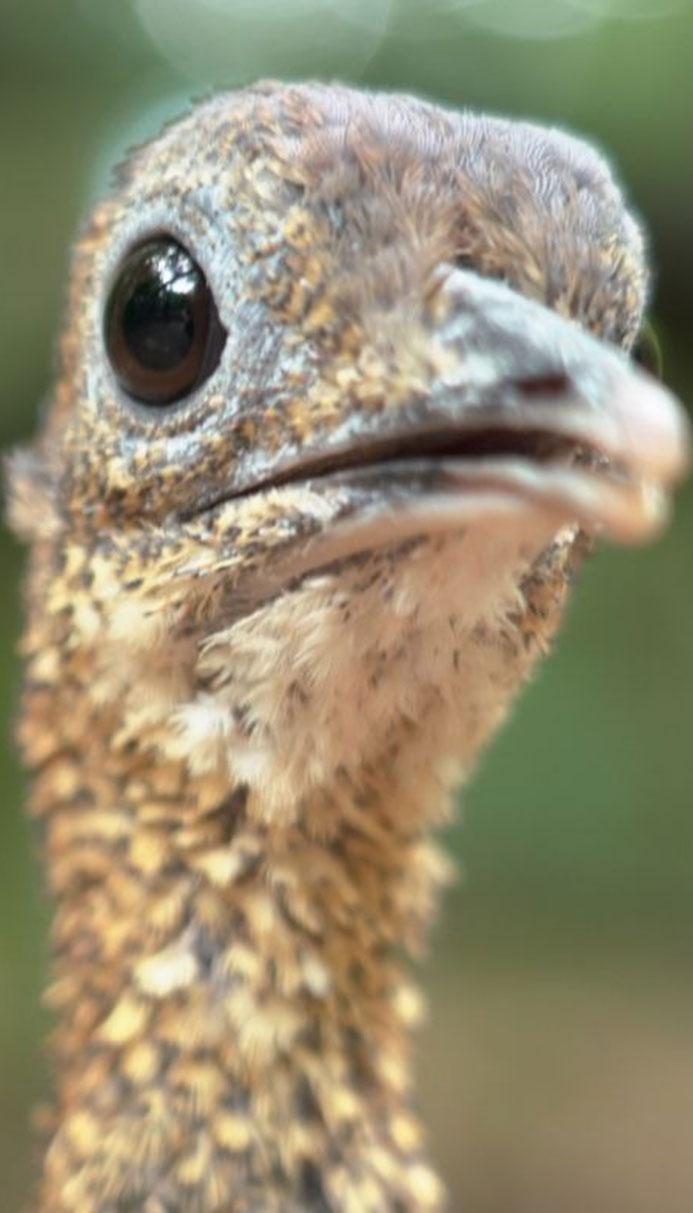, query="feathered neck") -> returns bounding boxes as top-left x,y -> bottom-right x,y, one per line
19,525 -> 577,1211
